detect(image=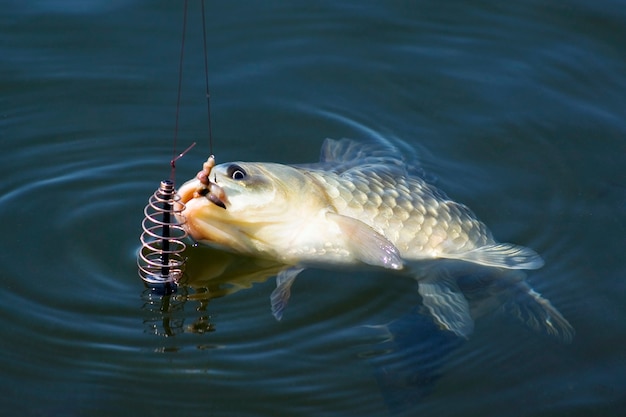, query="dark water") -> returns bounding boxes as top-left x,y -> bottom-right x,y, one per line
2,1 -> 625,416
